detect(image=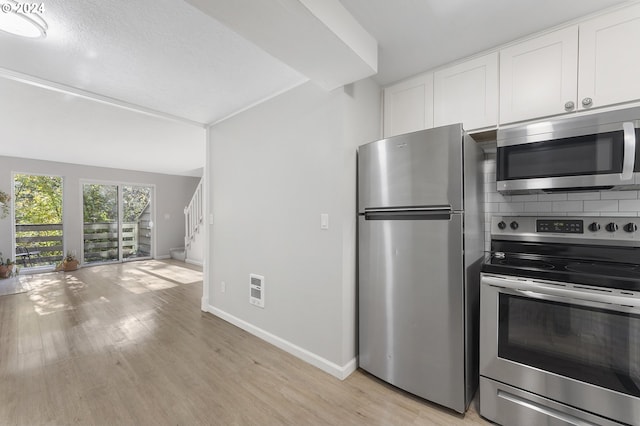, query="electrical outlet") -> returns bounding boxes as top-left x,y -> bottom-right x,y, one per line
221,281 -> 226,293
